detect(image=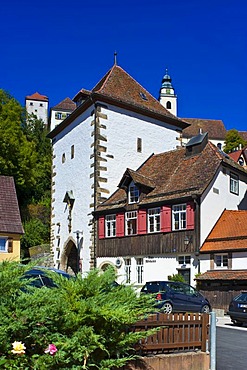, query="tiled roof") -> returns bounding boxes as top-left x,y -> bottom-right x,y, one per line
200,210 -> 247,253
97,141 -> 247,211
196,270 -> 247,281
52,97 -> 76,111
119,168 -> 155,190
25,92 -> 48,102
228,147 -> 247,165
182,118 -> 226,139
48,65 -> 189,138
240,131 -> 247,142
90,65 -> 185,122
0,176 -> 24,234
